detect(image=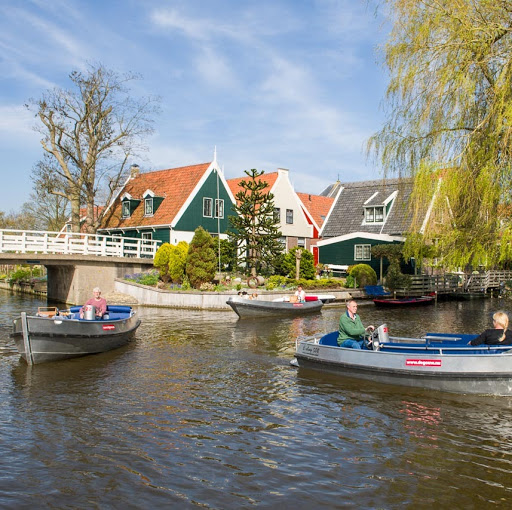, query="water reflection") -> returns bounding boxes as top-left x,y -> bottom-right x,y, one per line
2,291 -> 512,507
